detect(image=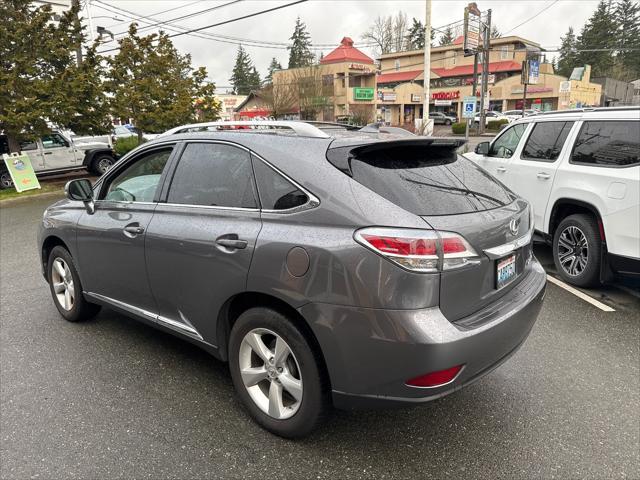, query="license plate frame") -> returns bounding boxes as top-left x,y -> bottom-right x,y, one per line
496,254 -> 517,290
